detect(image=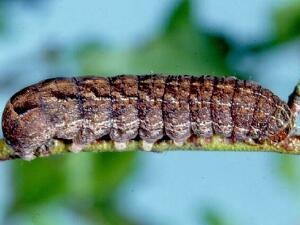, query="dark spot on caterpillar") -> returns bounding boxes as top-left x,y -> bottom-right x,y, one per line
1,75 -> 298,160
10,86 -> 39,116
13,104 -> 37,116
51,91 -> 78,100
